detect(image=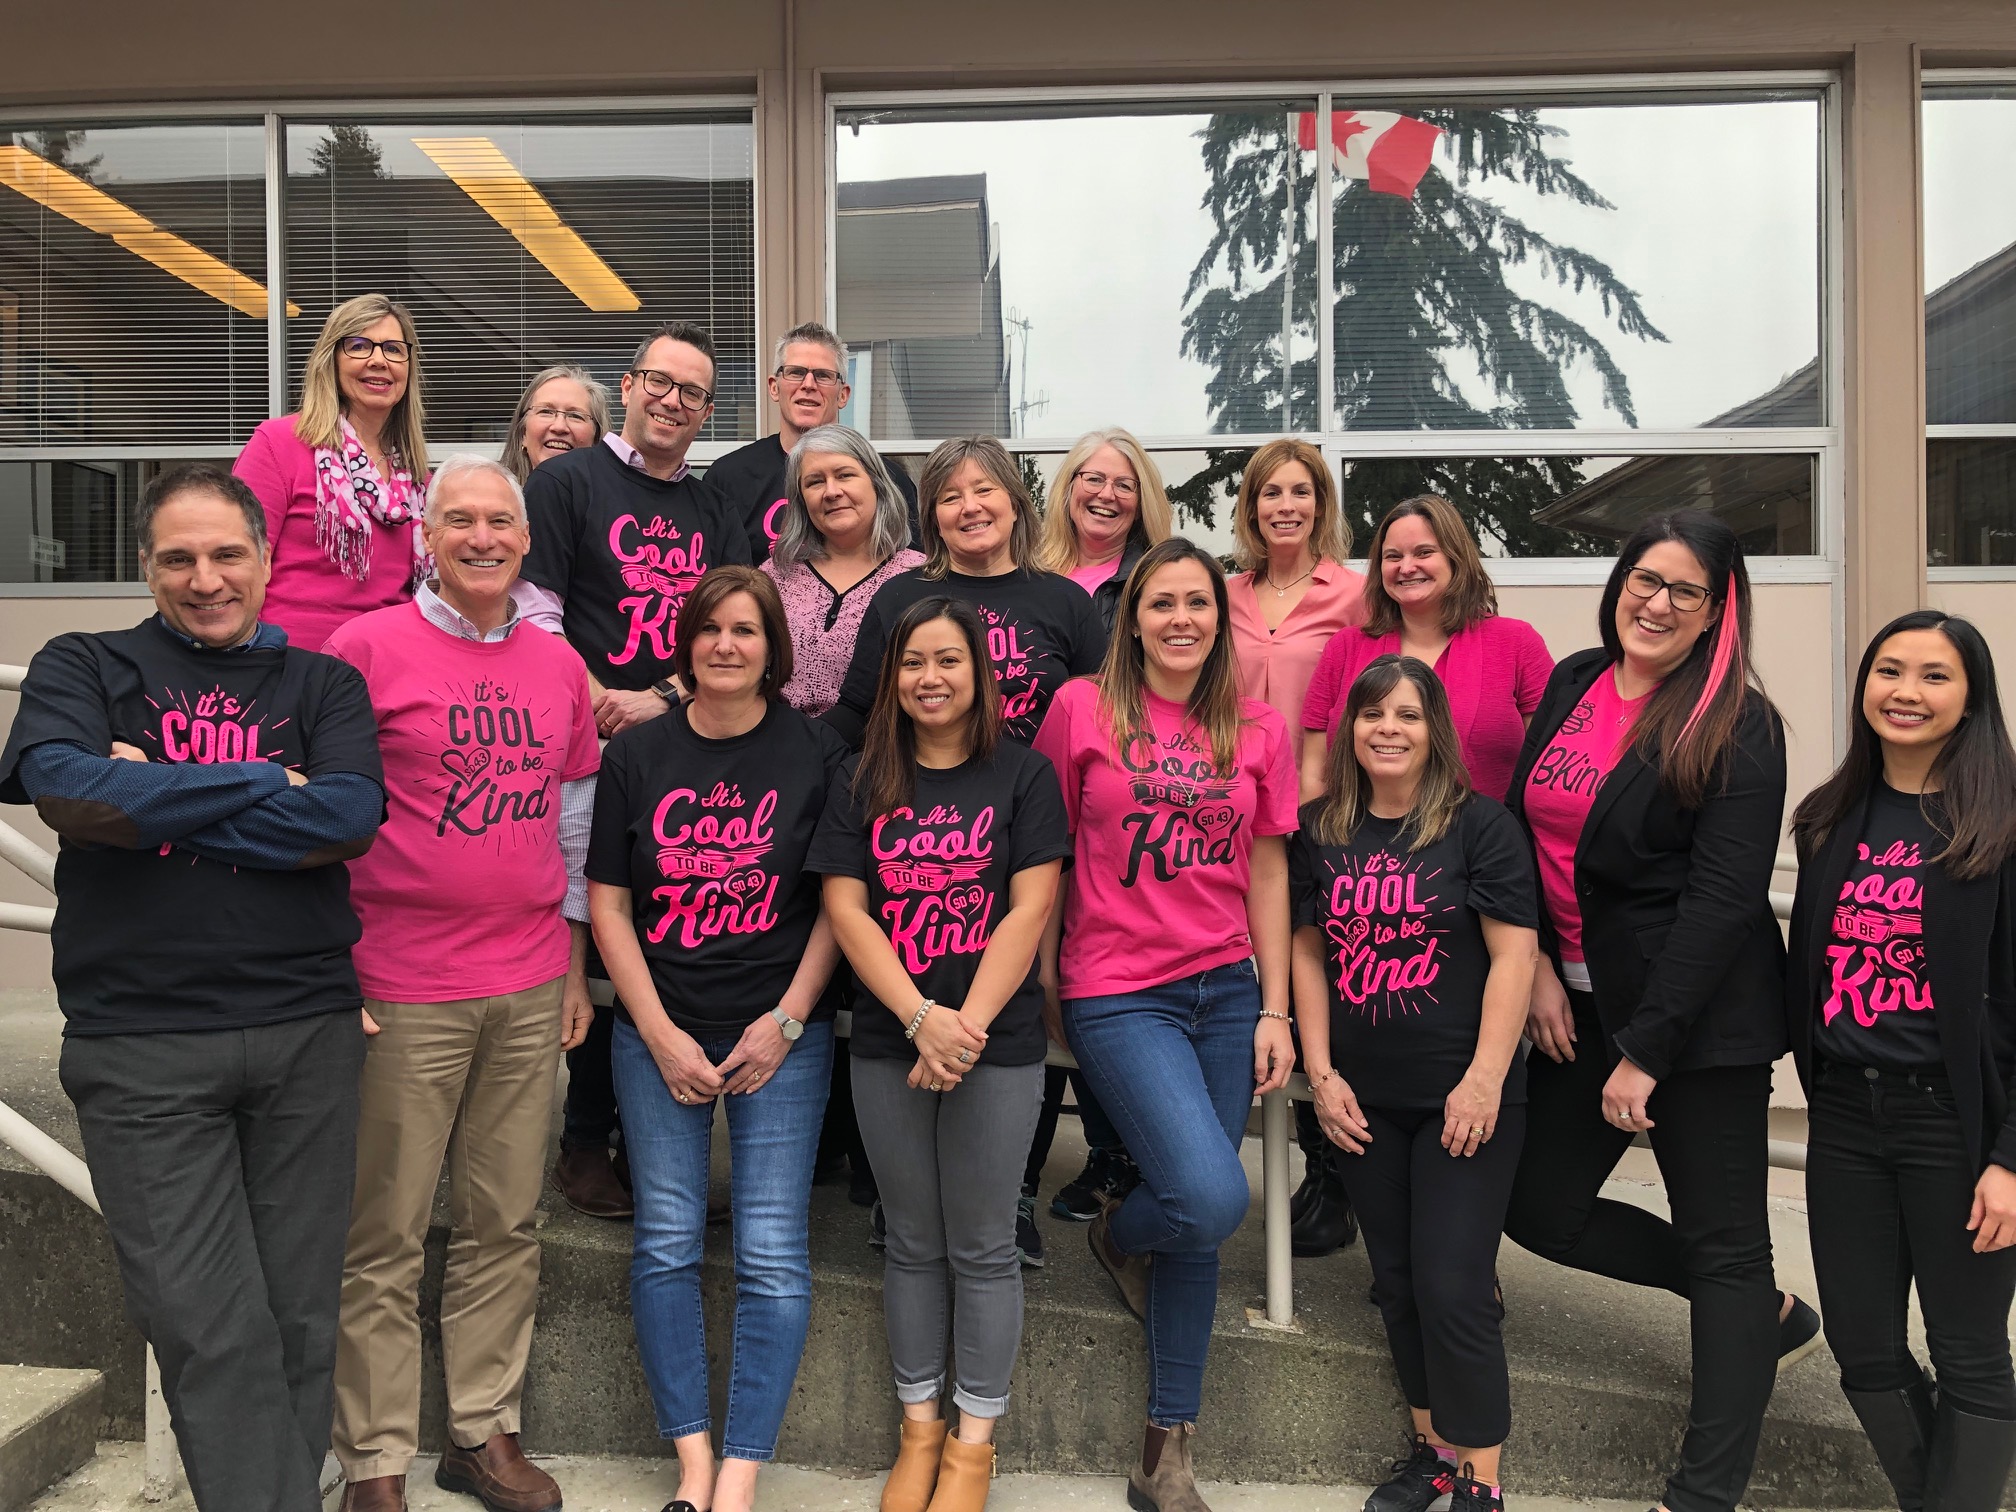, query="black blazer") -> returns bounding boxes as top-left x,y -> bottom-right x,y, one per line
1504,647 -> 1789,1080
1786,787 -> 2016,1174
